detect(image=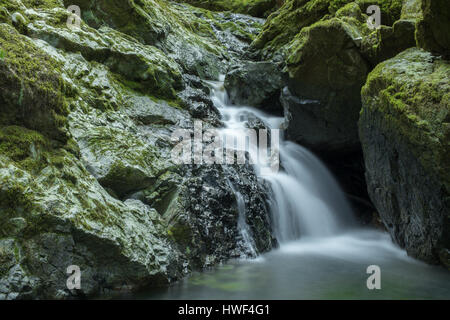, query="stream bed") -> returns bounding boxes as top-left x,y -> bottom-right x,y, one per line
139,77 -> 450,300
142,230 -> 450,299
